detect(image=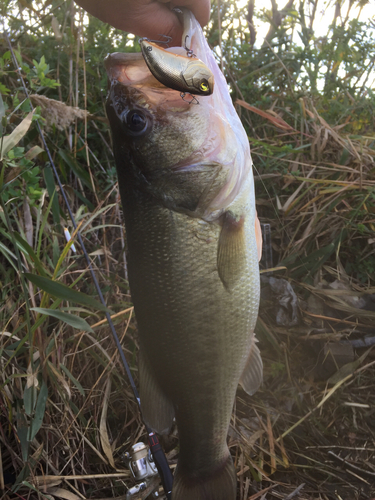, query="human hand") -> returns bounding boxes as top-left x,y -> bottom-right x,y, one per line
74,0 -> 211,46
